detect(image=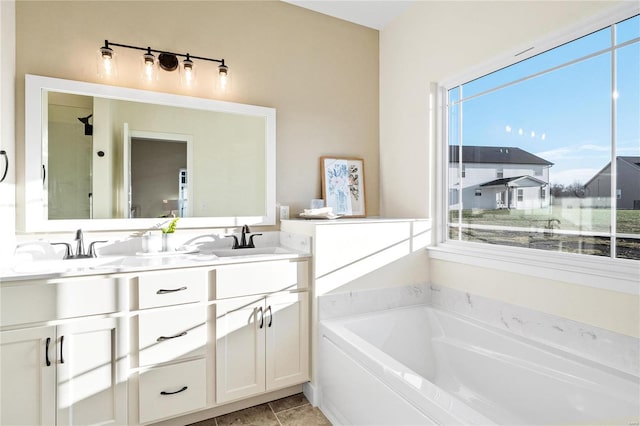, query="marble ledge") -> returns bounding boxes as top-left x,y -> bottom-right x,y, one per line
318,283 -> 639,378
